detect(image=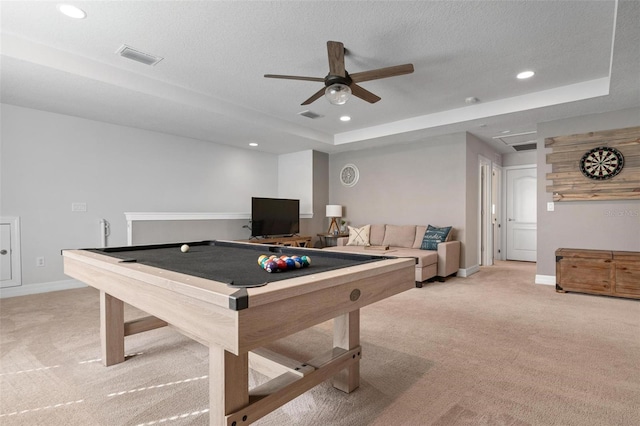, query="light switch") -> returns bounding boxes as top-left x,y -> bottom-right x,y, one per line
547,202 -> 555,212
